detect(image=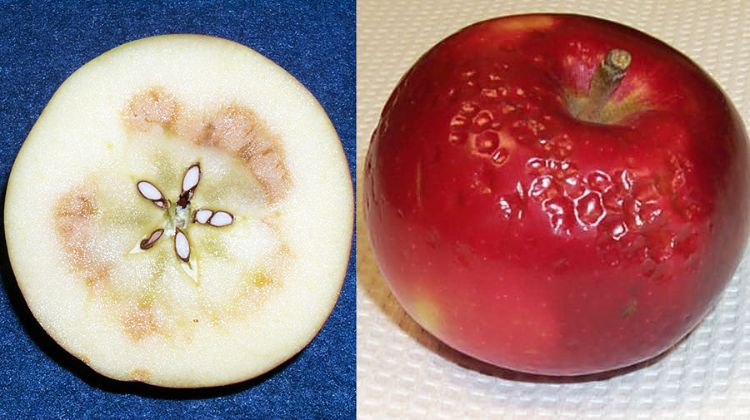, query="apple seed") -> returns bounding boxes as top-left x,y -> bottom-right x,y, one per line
133,162 -> 235,281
